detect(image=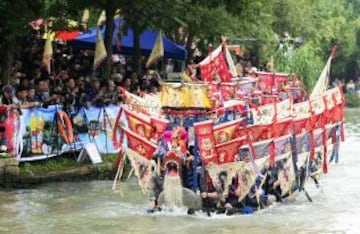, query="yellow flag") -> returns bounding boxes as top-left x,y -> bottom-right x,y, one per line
81,8 -> 90,30
42,31 -> 53,74
146,31 -> 164,68
93,27 -> 107,70
114,9 -> 121,19
97,10 -> 106,26
181,72 -> 192,83
41,31 -> 55,41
